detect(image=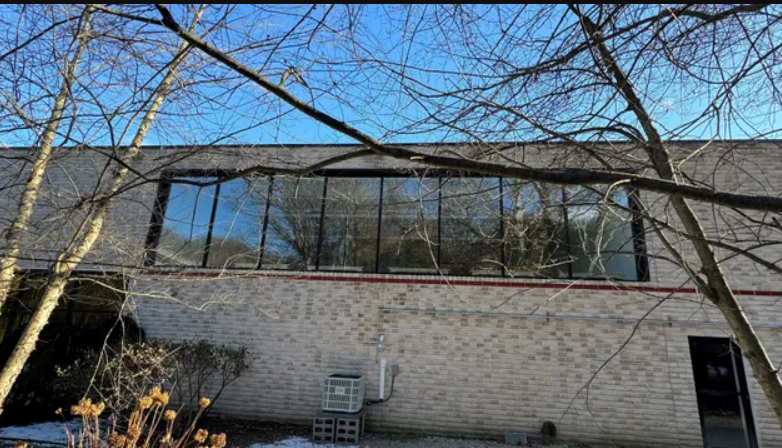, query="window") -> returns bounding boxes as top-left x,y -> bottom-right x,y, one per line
150,171 -> 646,281
156,178 -> 218,267
379,177 -> 440,273
440,177 -> 502,275
565,186 -> 638,281
502,180 -> 569,278
207,177 -> 269,269
263,177 -> 324,270
319,178 -> 381,272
